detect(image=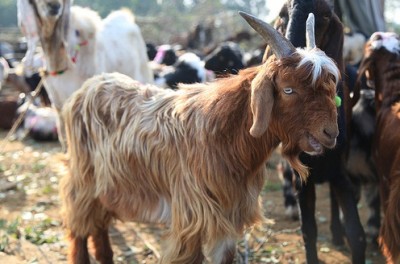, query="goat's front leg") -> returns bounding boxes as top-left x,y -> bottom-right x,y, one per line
297,177 -> 319,264
69,233 -> 90,264
204,237 -> 236,264
329,183 -> 345,246
160,231 -> 204,264
330,174 -> 366,264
